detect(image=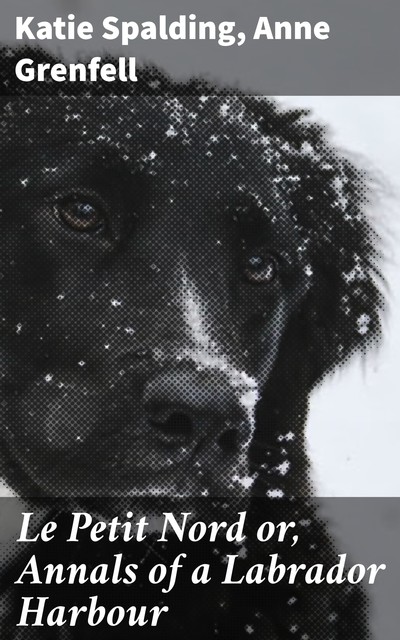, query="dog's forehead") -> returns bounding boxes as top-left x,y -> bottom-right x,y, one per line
0,95 -> 375,273
1,96 -> 287,180
1,95 -> 302,229
2,95 -> 263,135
